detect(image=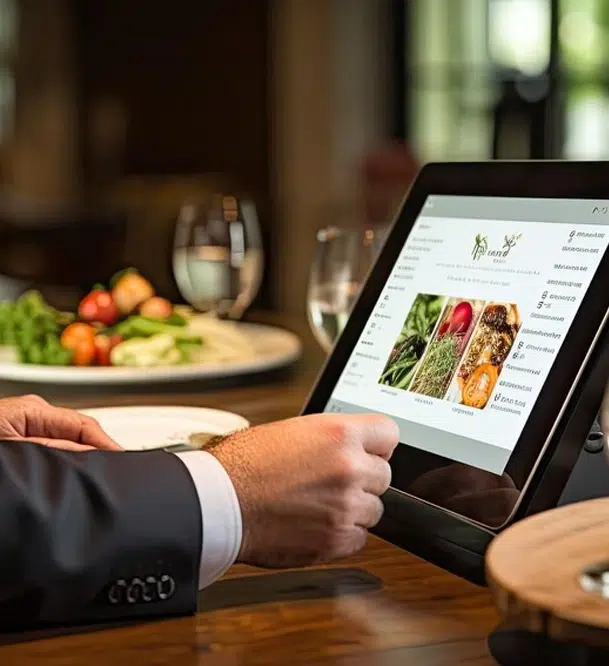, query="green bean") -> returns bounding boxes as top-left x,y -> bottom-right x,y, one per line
396,365 -> 417,389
